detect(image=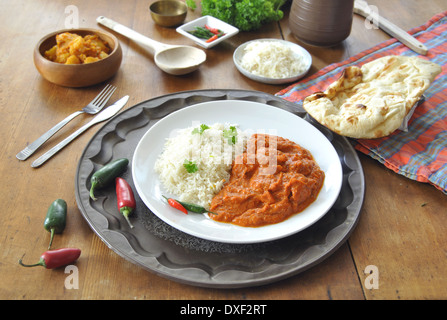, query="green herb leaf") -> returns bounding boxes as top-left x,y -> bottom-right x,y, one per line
185,0 -> 197,10
201,0 -> 286,31
223,126 -> 237,145
183,159 -> 198,173
192,124 -> 210,134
